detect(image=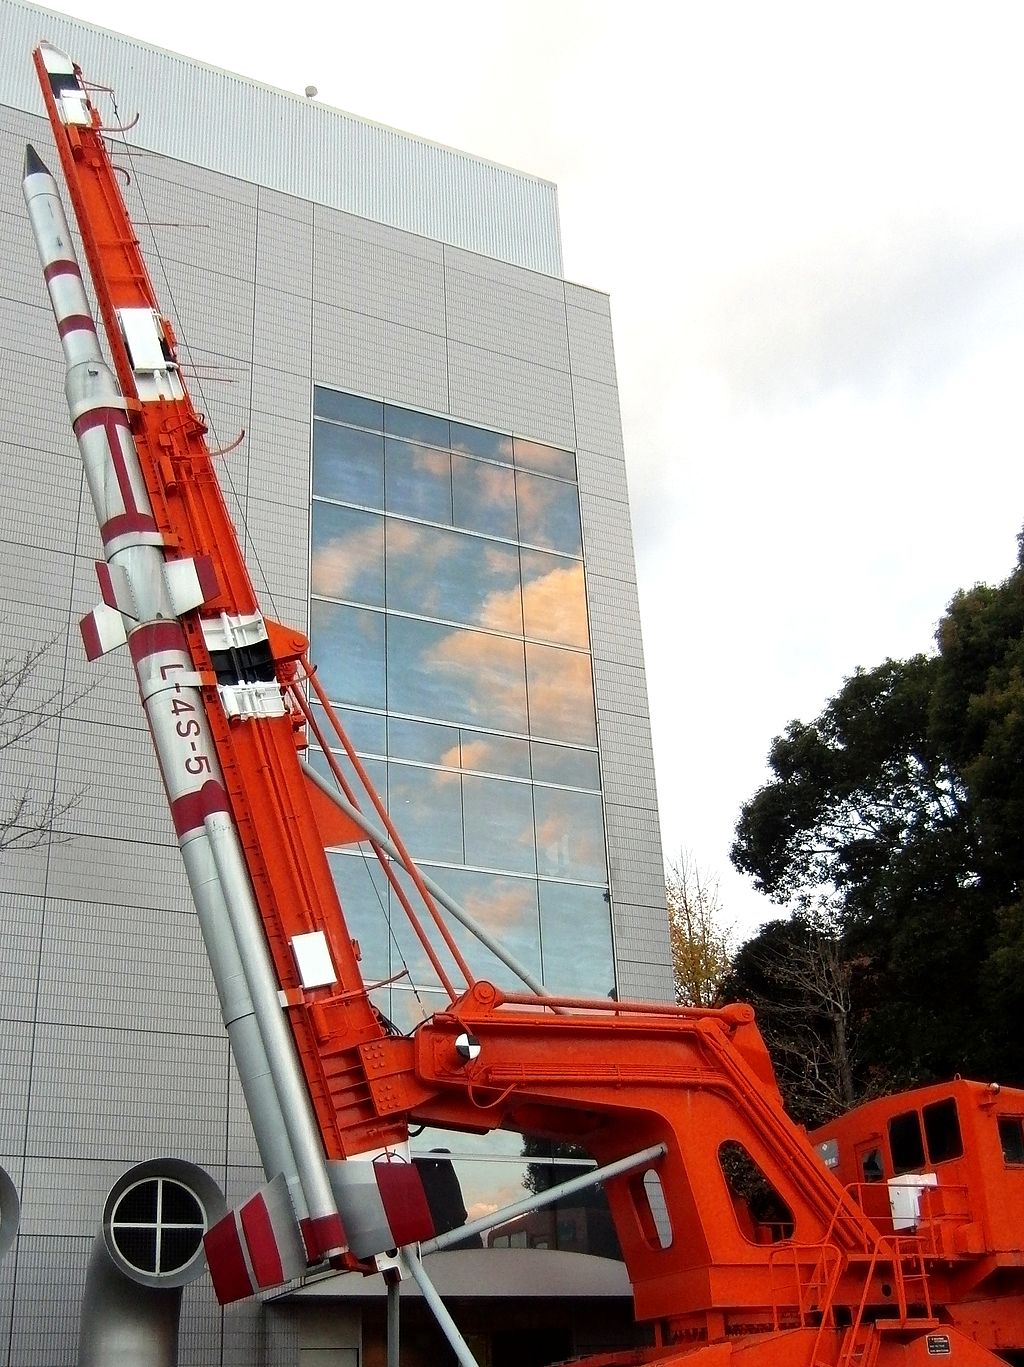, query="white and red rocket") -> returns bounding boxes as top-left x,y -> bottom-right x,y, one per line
23,42 -> 438,1303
